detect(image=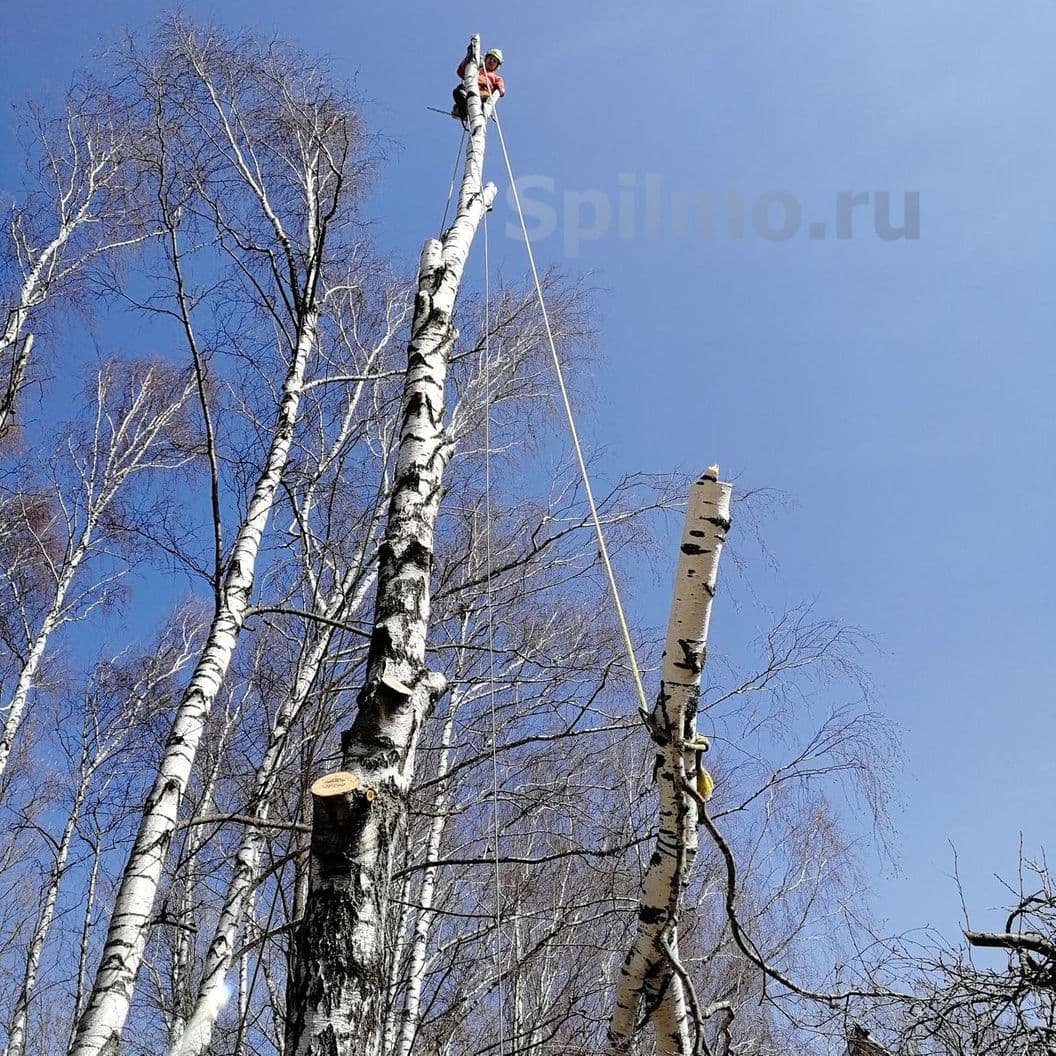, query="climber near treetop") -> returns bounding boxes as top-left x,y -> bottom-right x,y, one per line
451,47 -> 505,124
